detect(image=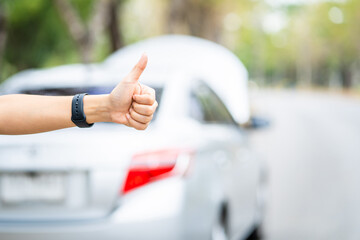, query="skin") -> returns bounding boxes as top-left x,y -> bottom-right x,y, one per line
0,54 -> 158,135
